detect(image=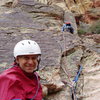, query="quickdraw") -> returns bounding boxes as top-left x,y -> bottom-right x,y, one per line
71,65 -> 83,100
